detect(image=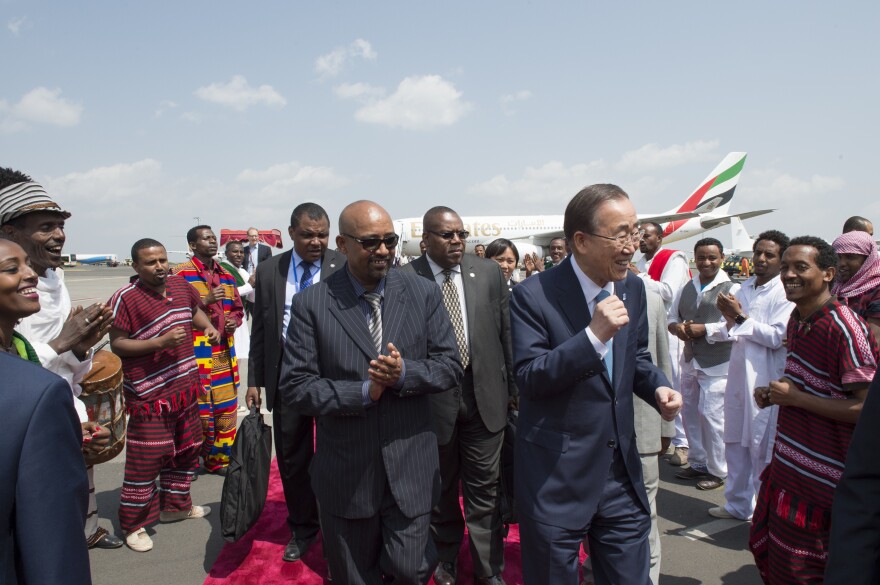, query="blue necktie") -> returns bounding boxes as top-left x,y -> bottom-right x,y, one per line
299,261 -> 314,291
595,289 -> 613,380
